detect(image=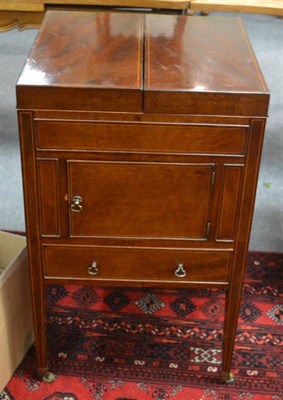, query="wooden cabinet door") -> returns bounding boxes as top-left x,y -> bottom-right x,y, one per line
67,161 -> 214,240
